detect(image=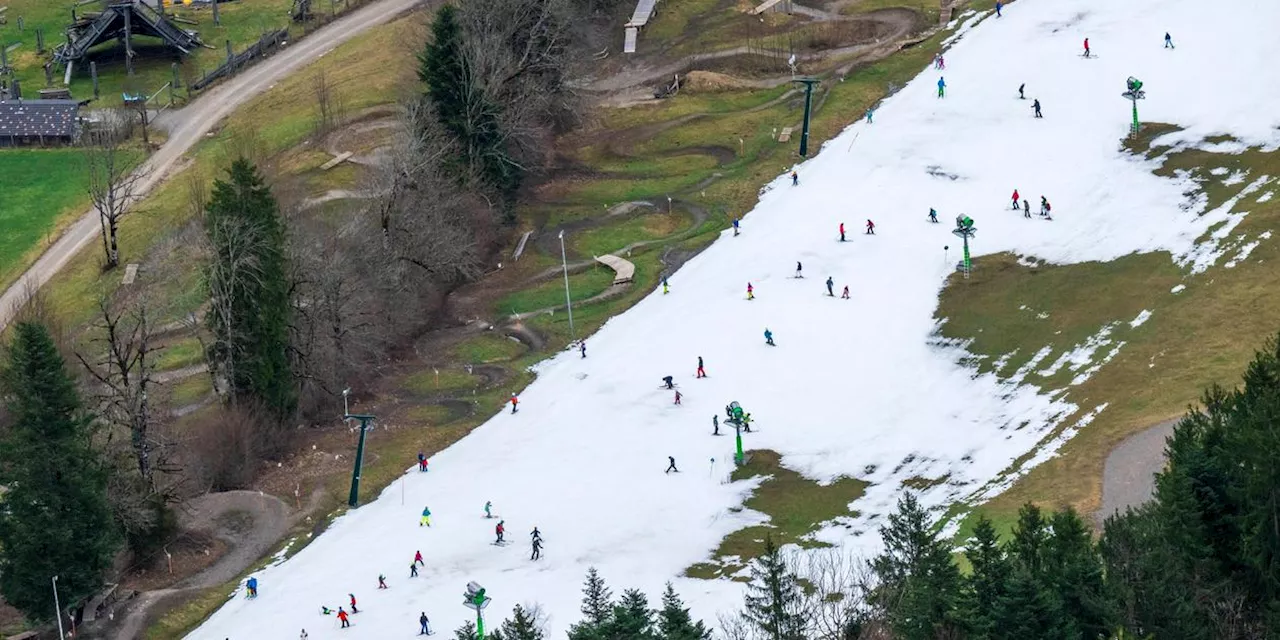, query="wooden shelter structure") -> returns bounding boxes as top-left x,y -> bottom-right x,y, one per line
54,1 -> 201,74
